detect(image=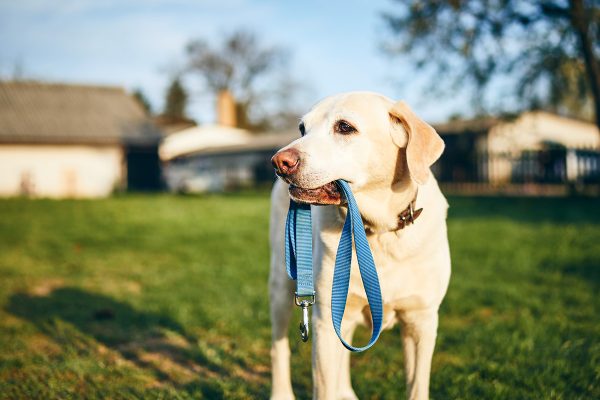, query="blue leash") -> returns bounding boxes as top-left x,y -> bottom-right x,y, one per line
285,180 -> 383,352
